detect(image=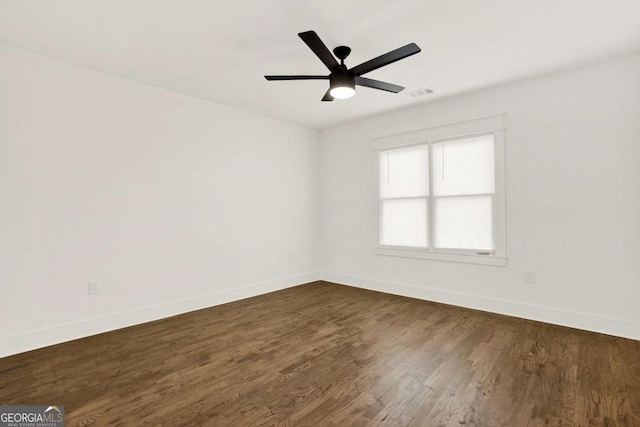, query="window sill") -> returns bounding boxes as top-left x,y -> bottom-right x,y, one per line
373,246 -> 508,267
